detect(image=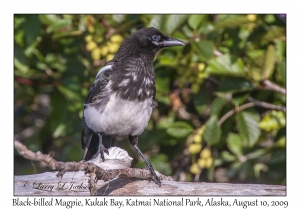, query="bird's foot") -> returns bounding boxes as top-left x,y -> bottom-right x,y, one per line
103,147 -> 109,155
92,144 -> 109,162
146,165 -> 161,187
